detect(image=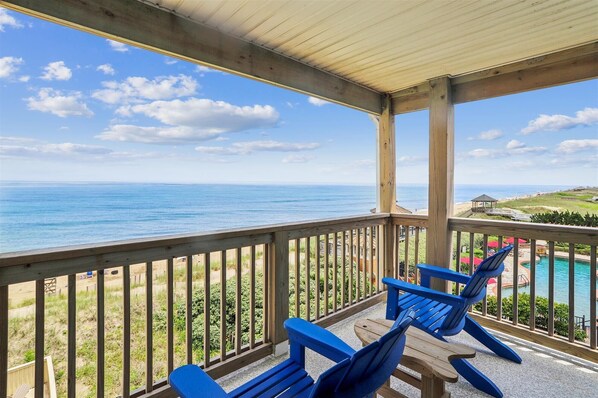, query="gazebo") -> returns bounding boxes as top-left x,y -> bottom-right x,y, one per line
471,194 -> 498,213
